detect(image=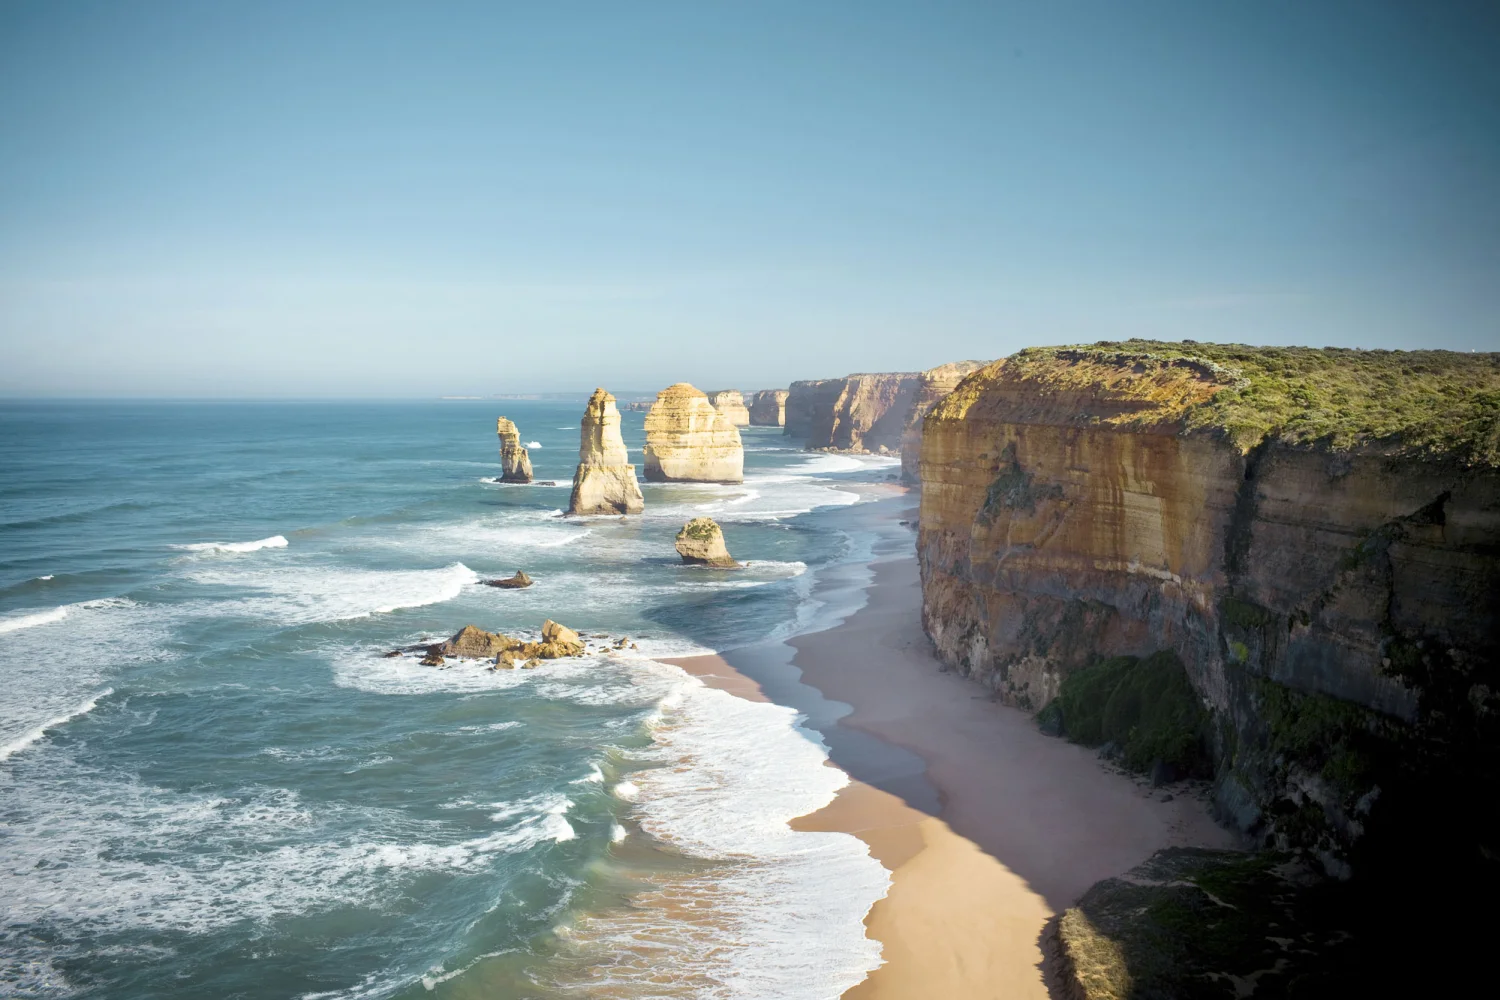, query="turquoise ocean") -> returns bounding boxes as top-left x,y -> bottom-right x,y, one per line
0,400 -> 902,1000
